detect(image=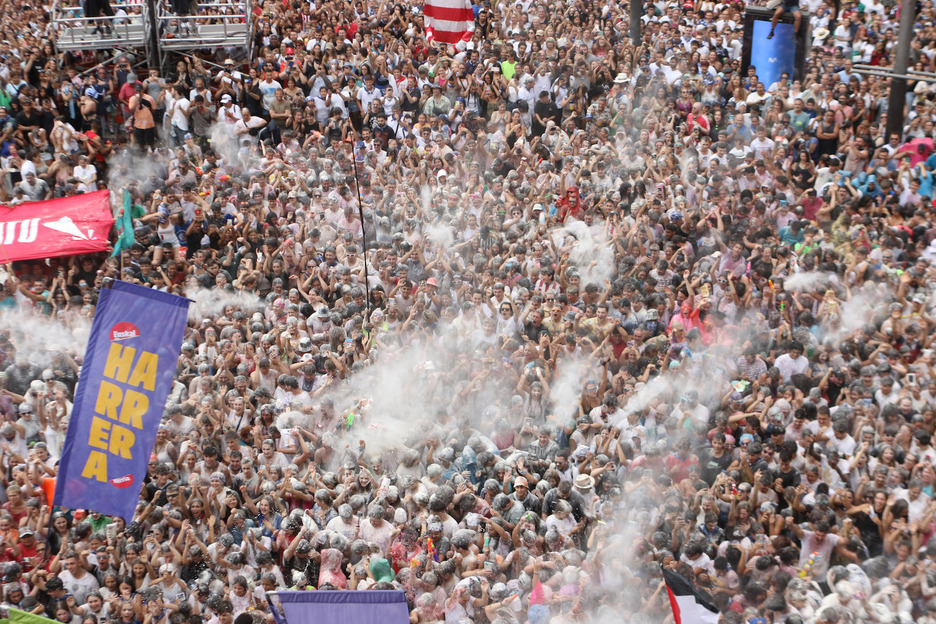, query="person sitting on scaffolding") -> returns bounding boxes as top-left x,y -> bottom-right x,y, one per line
767,0 -> 802,38
85,0 -> 115,36
169,0 -> 198,36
